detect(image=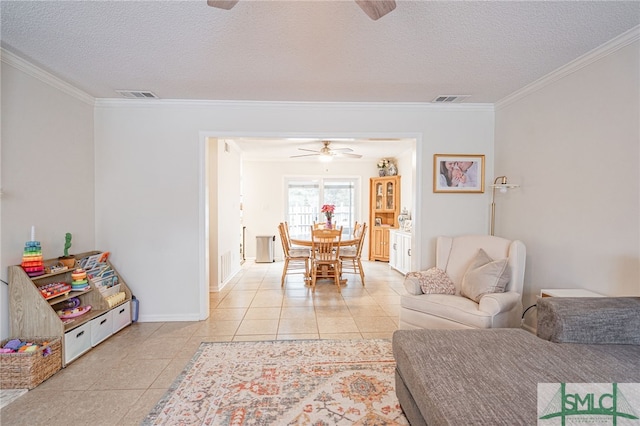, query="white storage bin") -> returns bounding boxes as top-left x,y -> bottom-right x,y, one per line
90,311 -> 113,347
111,301 -> 132,333
64,322 -> 91,365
